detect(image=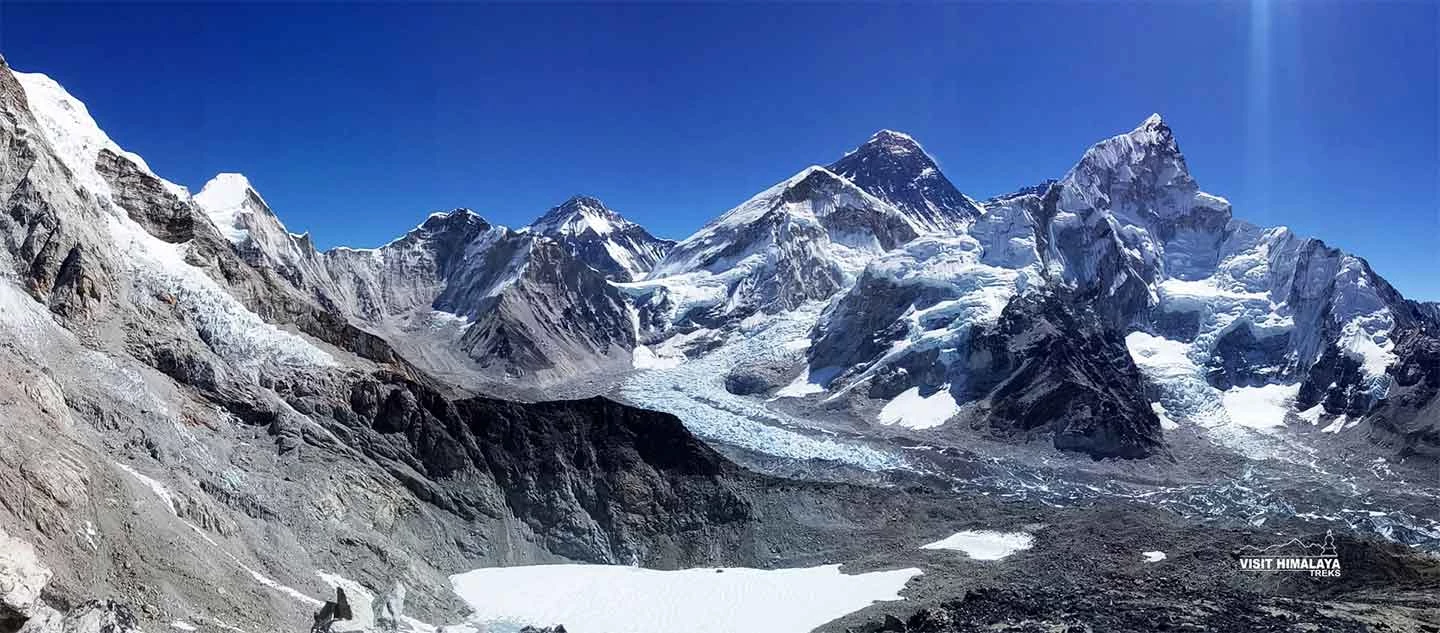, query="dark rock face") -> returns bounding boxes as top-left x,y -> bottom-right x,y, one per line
1366,325 -> 1440,457
94,149 -> 194,243
855,585 -> 1388,633
311,373 -> 755,565
1205,324 -> 1291,389
963,293 -> 1164,459
828,130 -> 981,232
1150,307 -> 1200,341
457,237 -> 637,376
455,396 -> 753,563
